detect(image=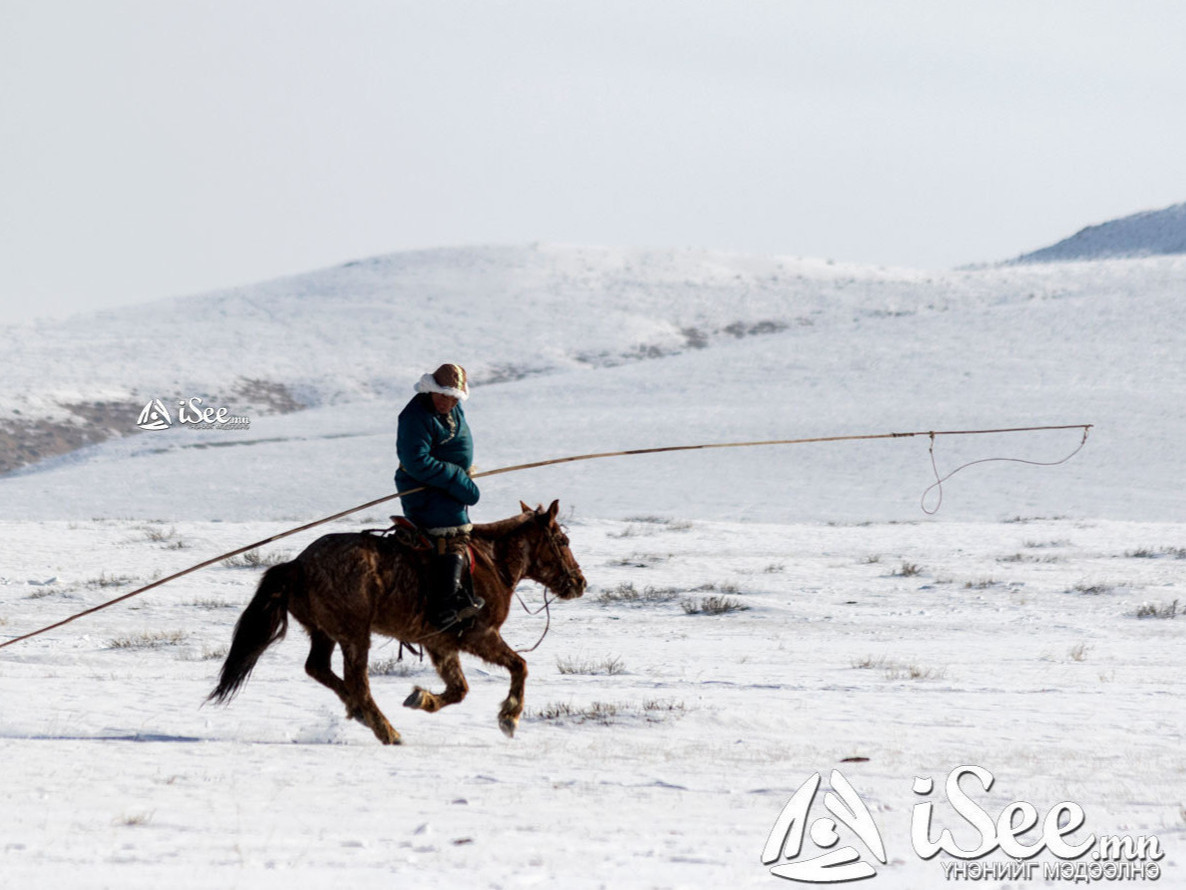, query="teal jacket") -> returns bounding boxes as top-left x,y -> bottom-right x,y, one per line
395,393 -> 479,529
